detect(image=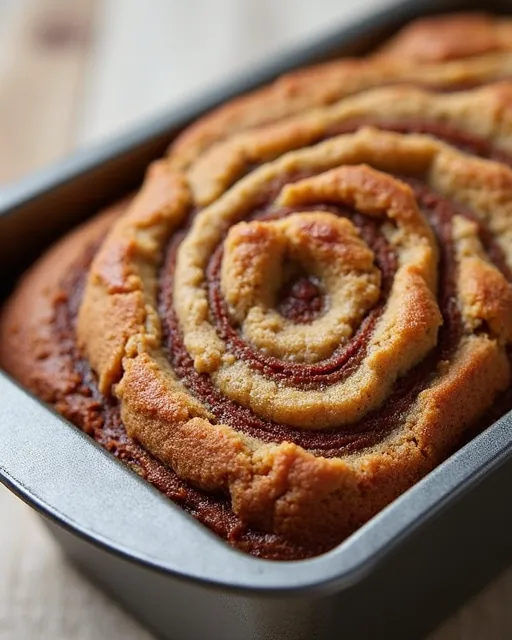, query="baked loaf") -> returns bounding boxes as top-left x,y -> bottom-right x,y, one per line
2,12 -> 512,559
